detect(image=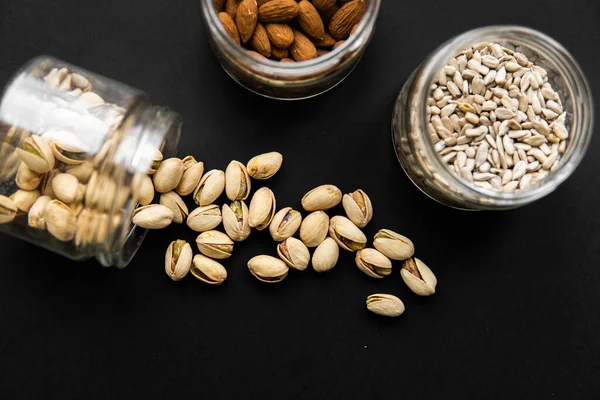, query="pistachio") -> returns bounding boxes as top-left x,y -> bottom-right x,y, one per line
12,189 -> 41,212
355,248 -> 392,278
248,187 -> 276,230
301,184 -> 342,211
52,173 -> 80,204
246,152 -> 283,180
64,160 -> 94,183
40,169 -> 59,198
299,210 -> 329,247
187,205 -> 222,232
373,229 -> 415,261
16,163 -> 42,191
165,240 -> 193,281
44,199 -> 76,241
27,195 -> 52,229
342,189 -> 373,228
136,174 -> 155,206
148,149 -> 163,175
269,207 -> 302,241
191,254 -> 228,285
196,230 -> 234,259
152,157 -> 184,193
0,195 -> 18,224
312,237 -> 339,273
15,135 -> 55,173
69,202 -> 84,216
401,257 -> 437,296
366,294 -> 405,317
329,215 -> 366,251
176,160 -> 204,196
72,91 -> 105,109
225,160 -> 251,201
193,169 -> 225,206
247,255 -> 289,283
182,155 -> 198,170
277,237 -> 310,271
132,204 -> 173,229
49,141 -> 86,165
71,73 -> 91,90
222,200 -> 251,242
159,191 -> 189,224
74,184 -> 86,204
